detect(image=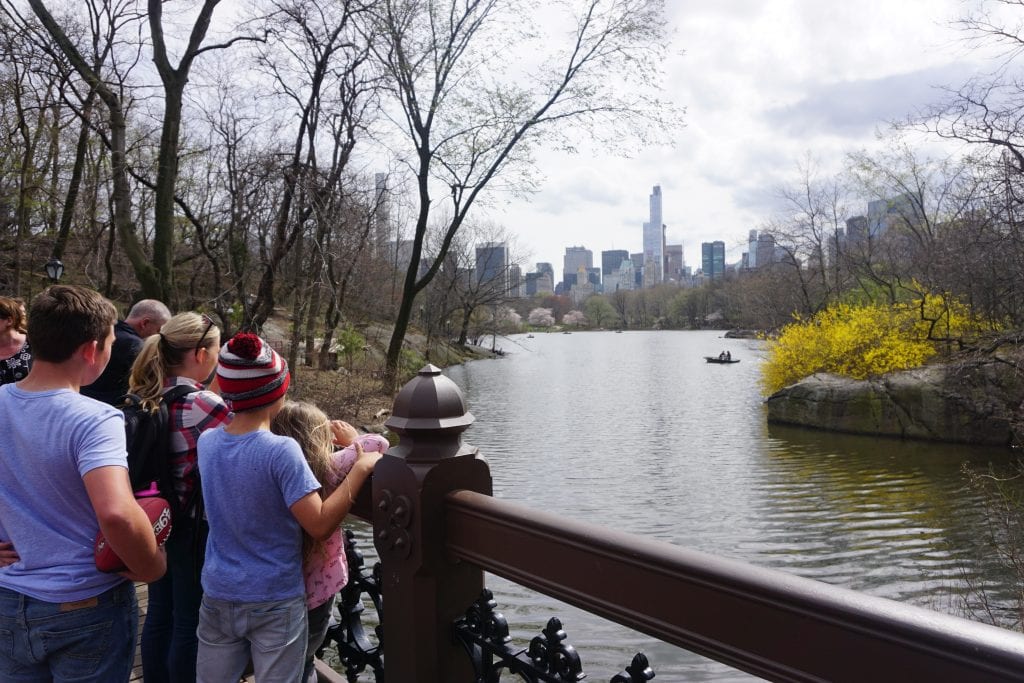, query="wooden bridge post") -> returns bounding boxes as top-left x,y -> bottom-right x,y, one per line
373,364 -> 492,681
